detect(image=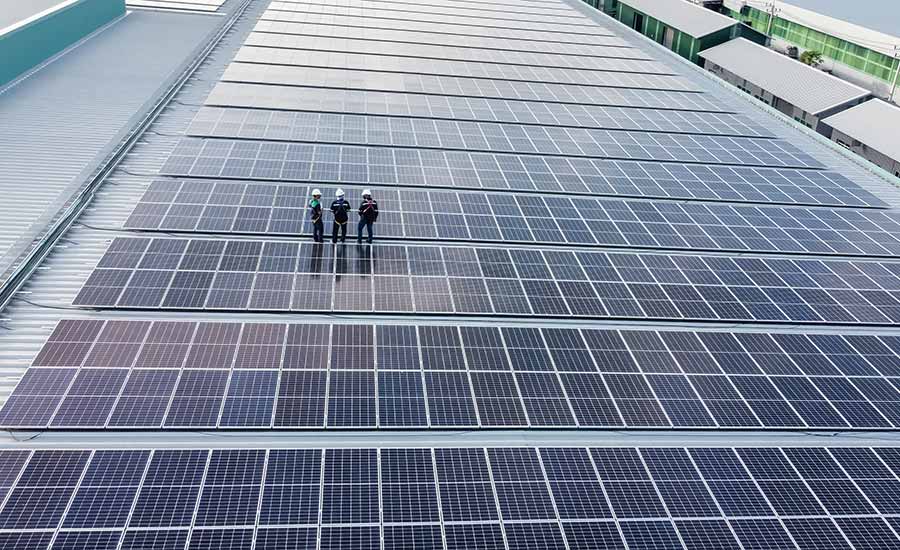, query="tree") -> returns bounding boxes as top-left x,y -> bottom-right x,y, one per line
799,50 -> 824,67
